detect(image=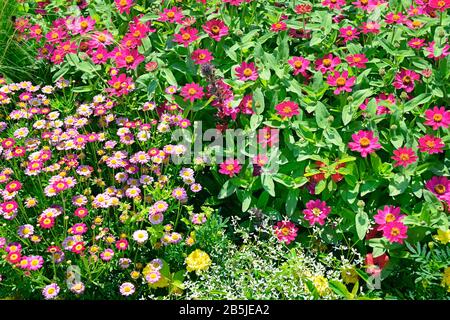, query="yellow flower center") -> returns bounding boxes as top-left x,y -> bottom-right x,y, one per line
433,114 -> 443,122
243,68 -> 253,77
359,137 -> 371,147
336,77 -> 346,86
434,184 -> 446,195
